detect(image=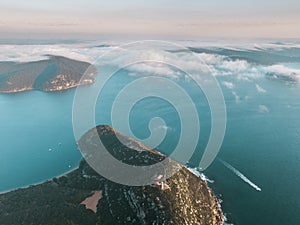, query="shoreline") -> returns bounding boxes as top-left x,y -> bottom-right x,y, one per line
0,82 -> 91,94
0,166 -> 79,195
0,160 -> 224,224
